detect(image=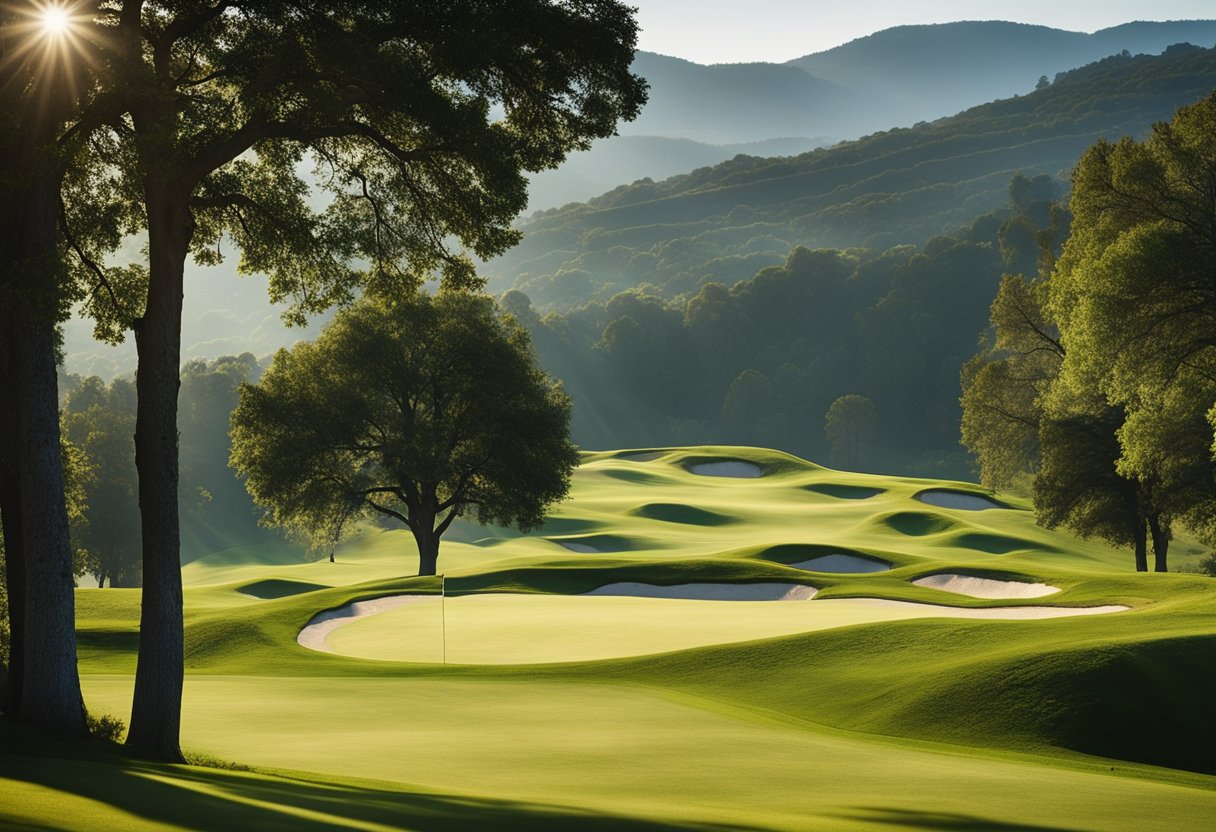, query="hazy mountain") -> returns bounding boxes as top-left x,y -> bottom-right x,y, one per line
789,19 -> 1216,124
616,52 -> 889,144
525,135 -> 831,213
486,45 -> 1216,309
